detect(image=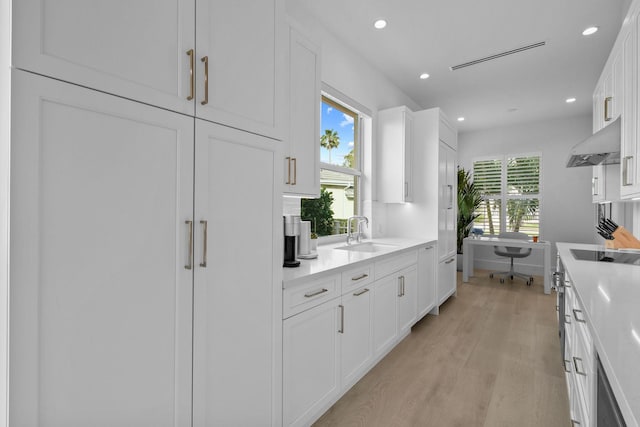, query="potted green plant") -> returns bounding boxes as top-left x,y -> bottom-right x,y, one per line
457,168 -> 482,268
